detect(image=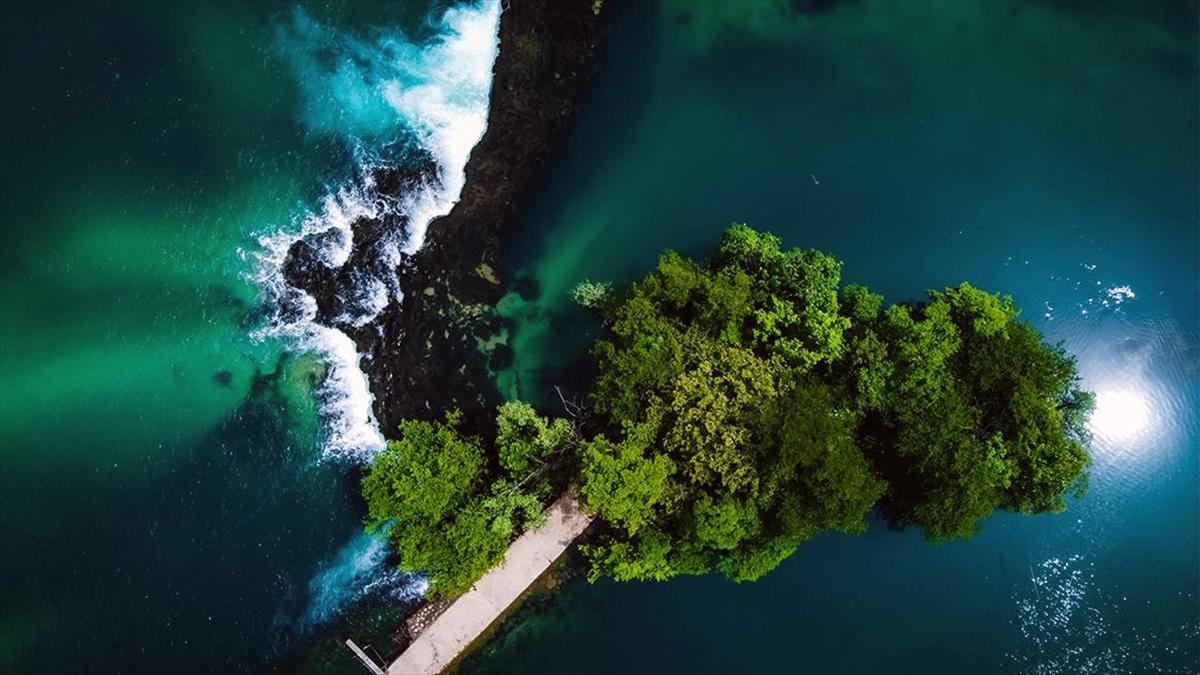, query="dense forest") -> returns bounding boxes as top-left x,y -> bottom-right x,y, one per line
362,225 -> 1093,596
